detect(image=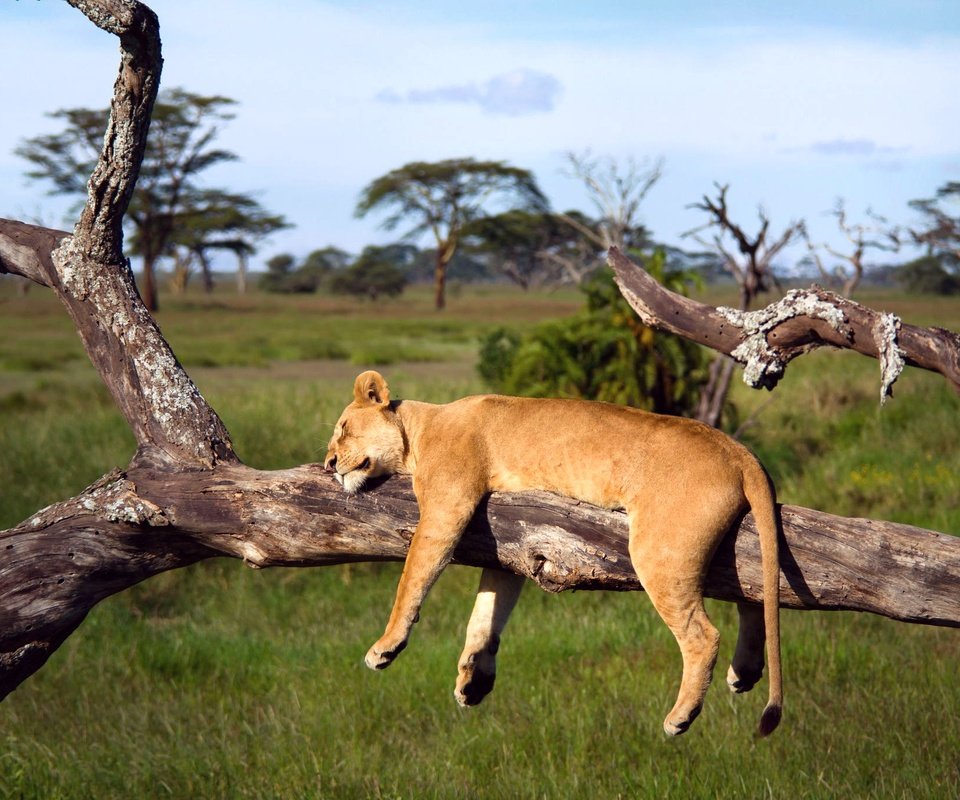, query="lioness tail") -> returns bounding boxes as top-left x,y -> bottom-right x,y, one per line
744,460 -> 783,737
